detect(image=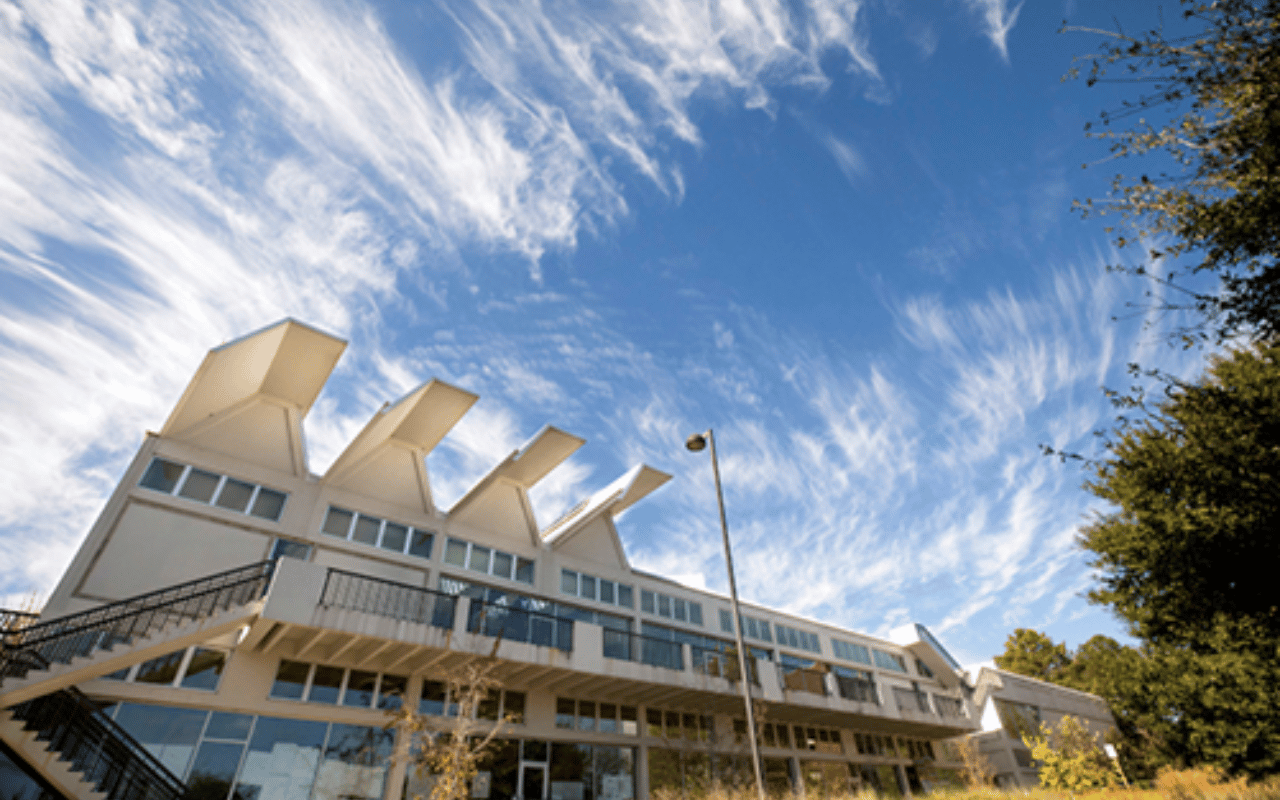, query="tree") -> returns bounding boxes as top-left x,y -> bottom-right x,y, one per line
994,629 -> 1072,682
1023,715 -> 1121,792
1066,1 -> 1280,343
393,660 -> 511,800
956,736 -> 996,788
1078,343 -> 1280,777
